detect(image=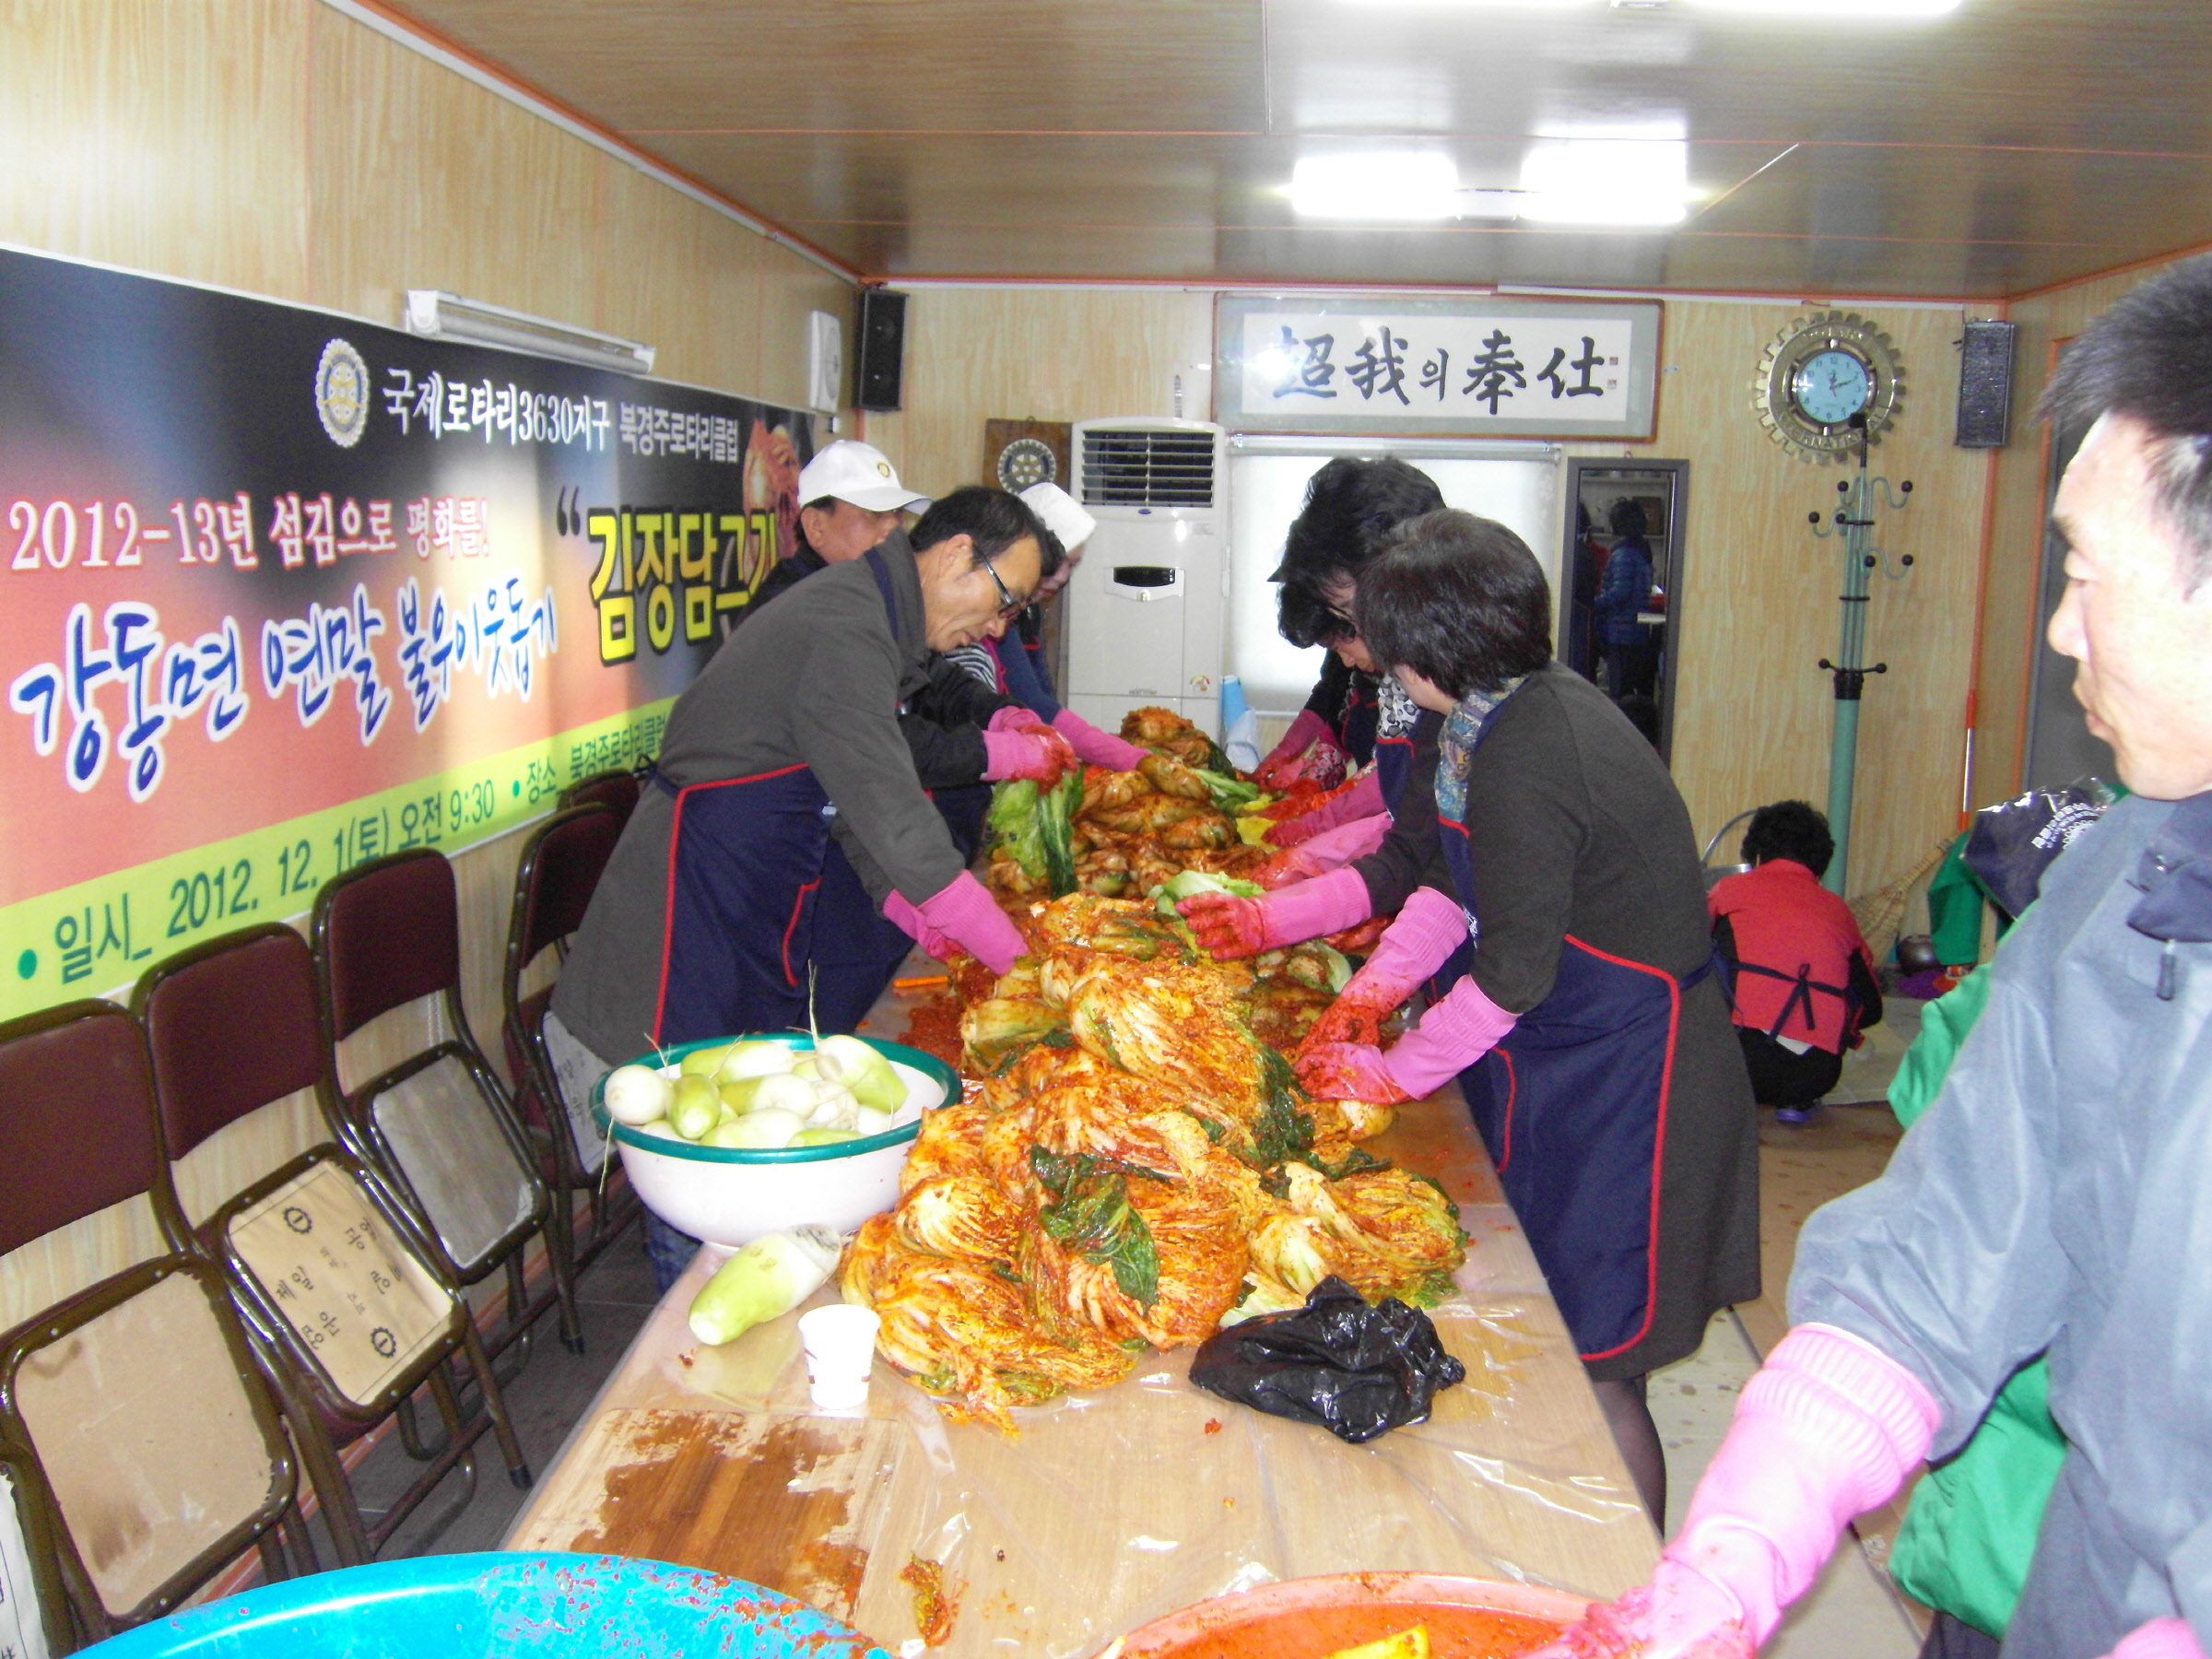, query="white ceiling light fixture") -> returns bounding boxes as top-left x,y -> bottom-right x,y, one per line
1516,138 -> 1693,225
403,290 -> 656,375
1289,152 -> 1462,220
